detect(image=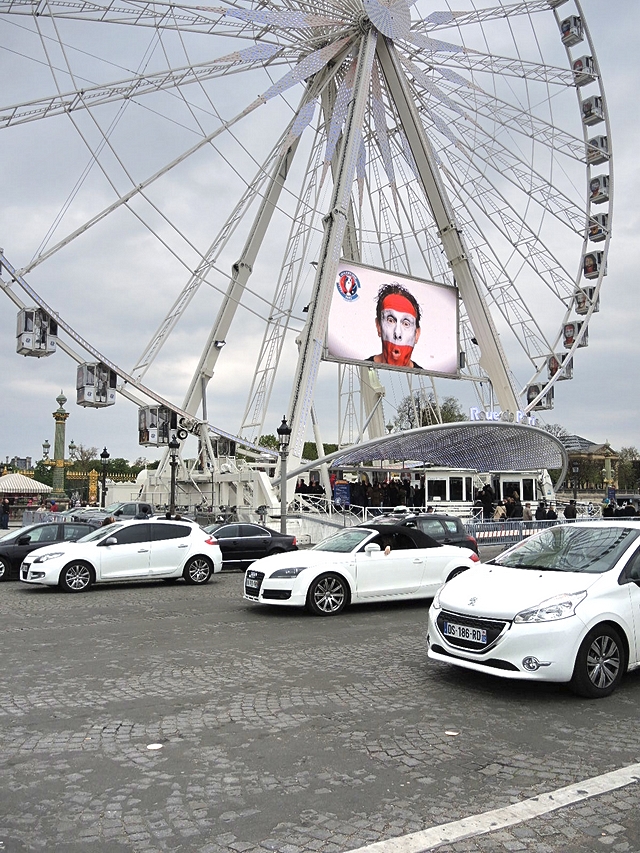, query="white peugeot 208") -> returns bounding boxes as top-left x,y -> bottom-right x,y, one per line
428,521 -> 640,698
